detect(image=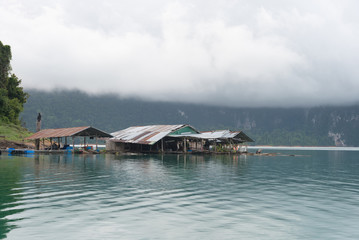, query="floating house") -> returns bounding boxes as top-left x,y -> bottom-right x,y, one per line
106,124 -> 199,153
26,126 -> 112,150
106,124 -> 254,153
